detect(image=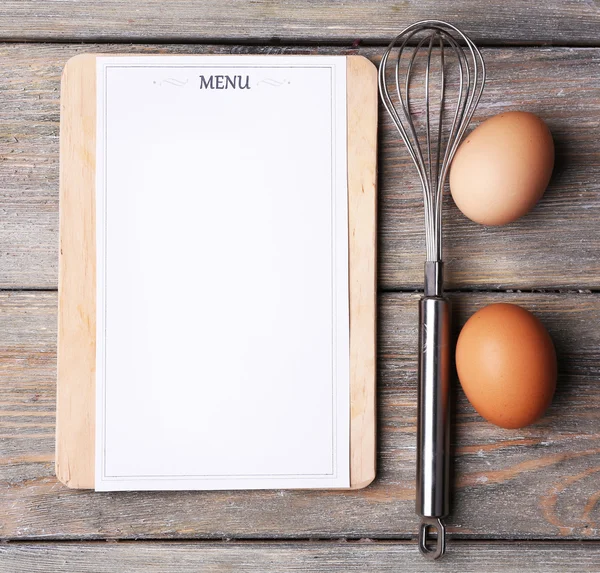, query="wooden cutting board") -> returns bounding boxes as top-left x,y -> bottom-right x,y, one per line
56,54 -> 378,490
